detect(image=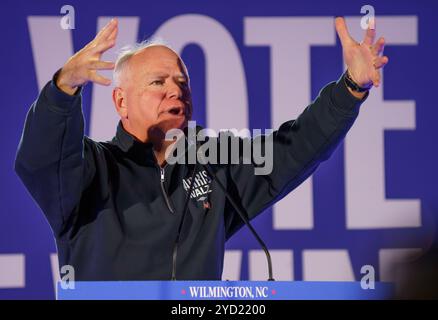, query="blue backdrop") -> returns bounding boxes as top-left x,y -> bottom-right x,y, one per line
1,0 -> 437,299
